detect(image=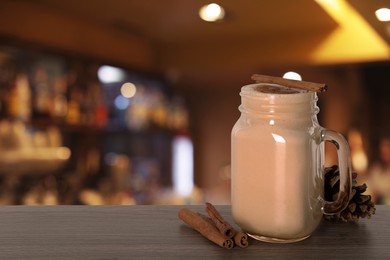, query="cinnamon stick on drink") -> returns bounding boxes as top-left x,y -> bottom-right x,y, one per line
178,208 -> 234,249
251,74 -> 328,93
